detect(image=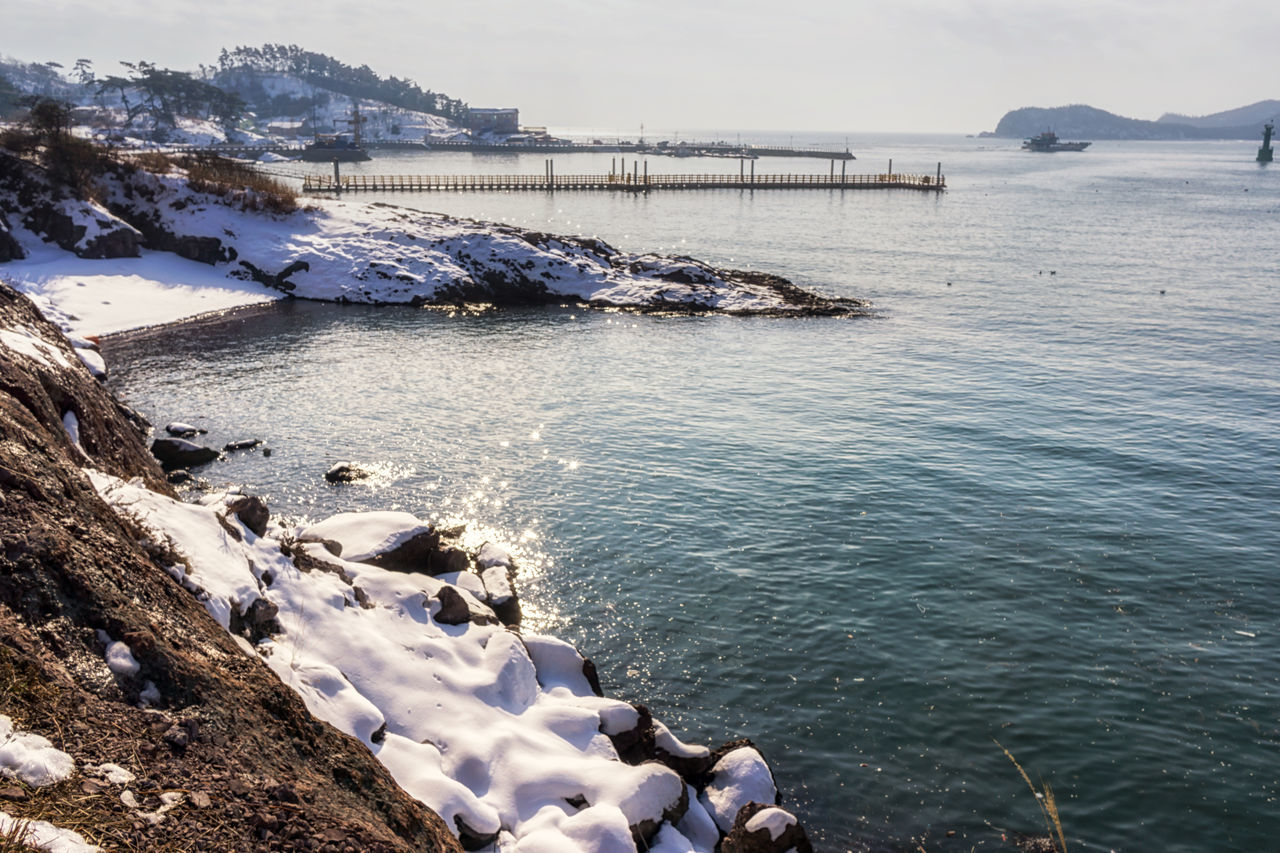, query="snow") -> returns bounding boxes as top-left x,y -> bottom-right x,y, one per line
697,746 -> 777,833
654,719 -> 711,760
0,324 -> 72,369
2,162 -> 825,338
296,510 -> 432,562
74,346 -> 106,378
62,410 -> 88,460
0,715 -> 76,788
481,565 -> 514,605
86,473 -> 711,851
744,807 -> 797,840
83,762 -> 135,786
4,239 -> 277,338
95,631 -> 140,676
676,789 -> 721,850
0,812 -> 100,853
